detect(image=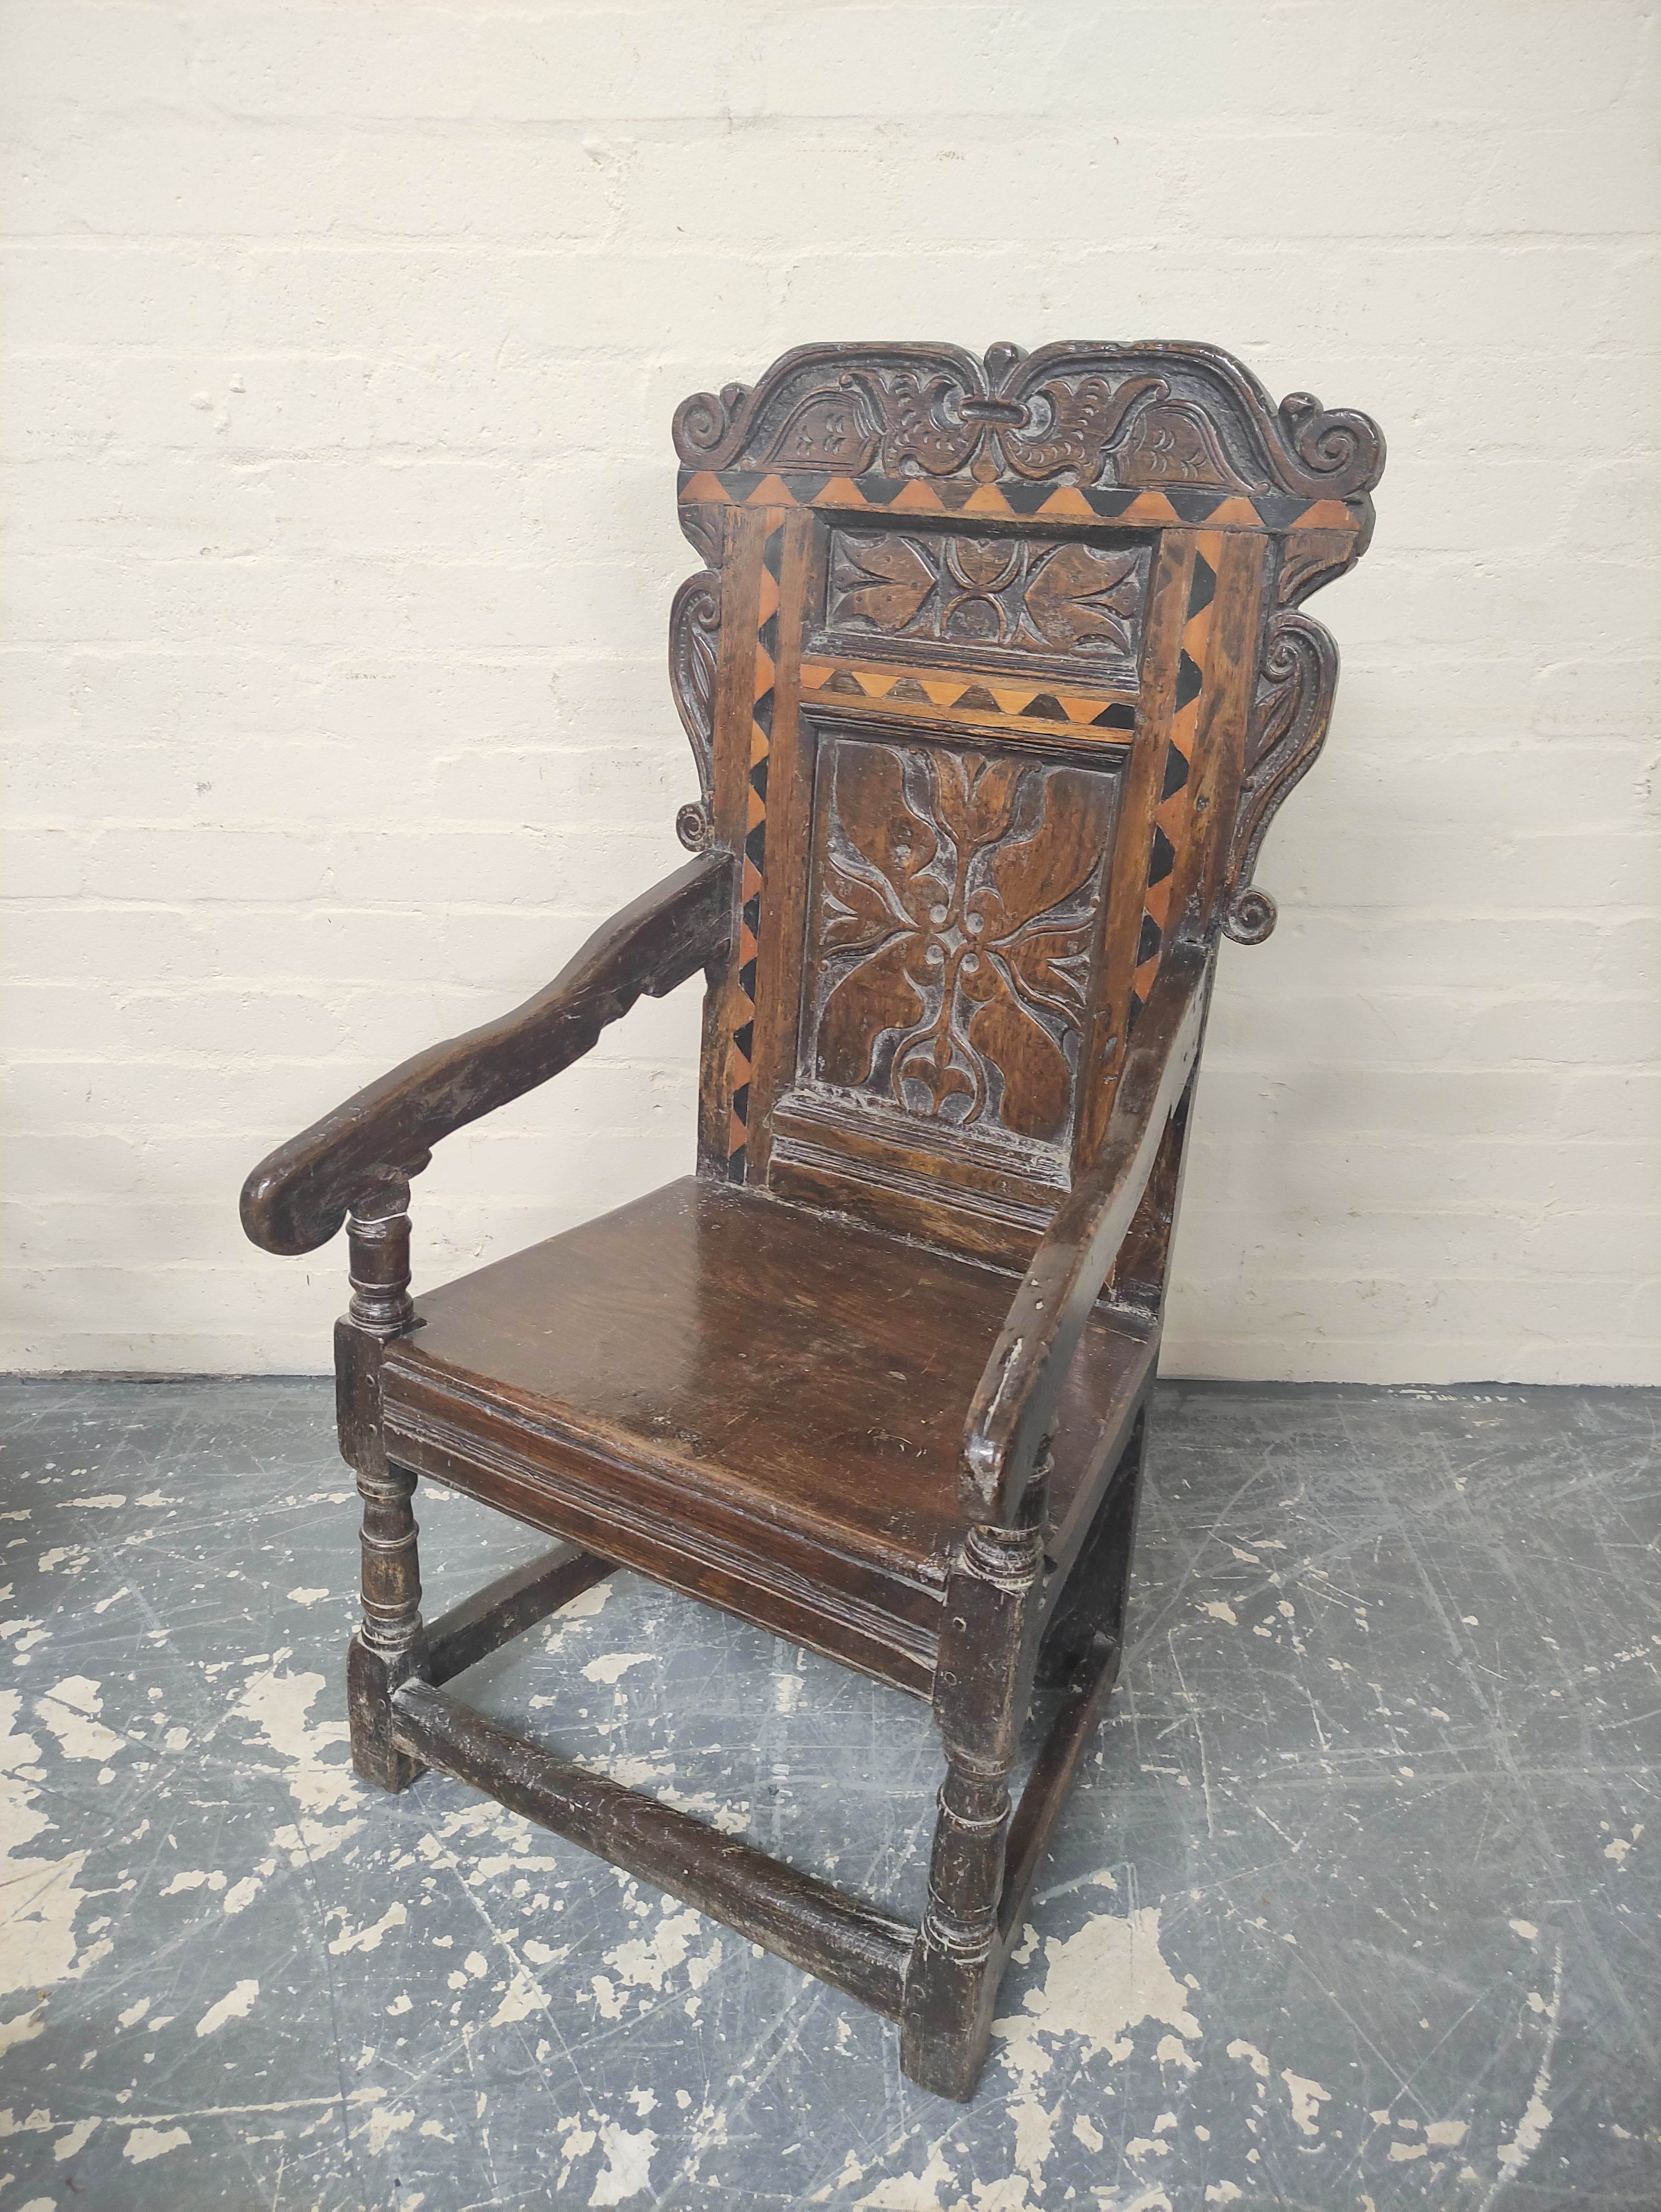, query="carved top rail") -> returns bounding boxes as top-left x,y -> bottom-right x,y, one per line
673,341 -> 1383,539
